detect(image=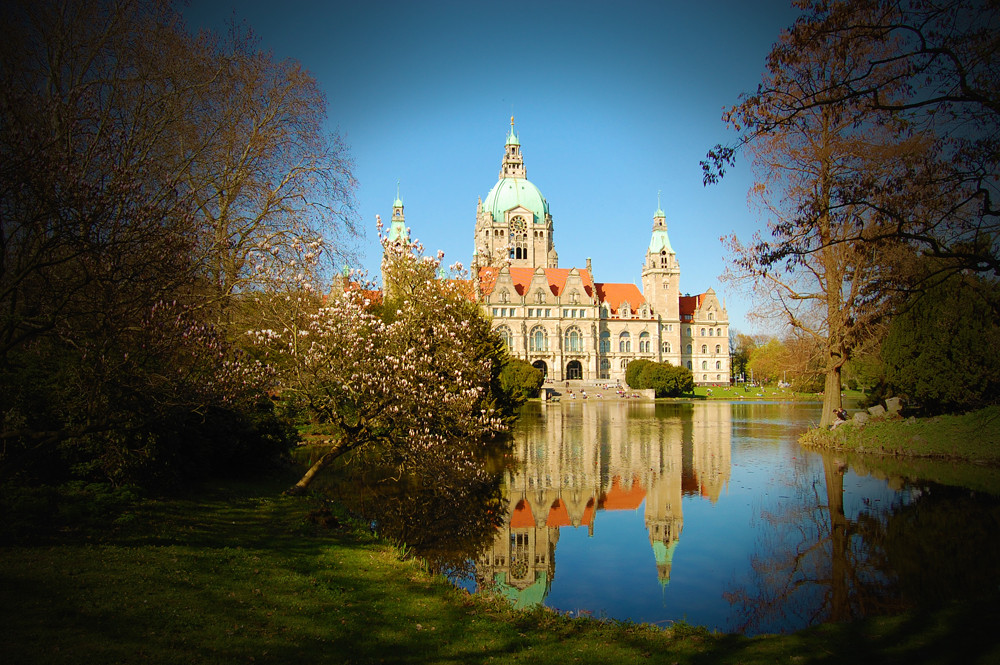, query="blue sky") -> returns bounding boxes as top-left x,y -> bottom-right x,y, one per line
184,0 -> 801,332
